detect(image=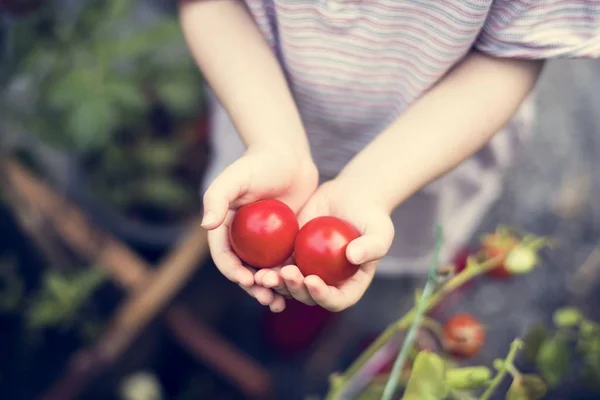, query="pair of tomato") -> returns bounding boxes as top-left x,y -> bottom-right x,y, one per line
228,199 -> 360,286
